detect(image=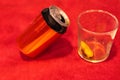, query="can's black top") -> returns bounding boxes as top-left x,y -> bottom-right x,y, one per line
41,8 -> 67,34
